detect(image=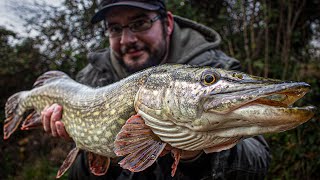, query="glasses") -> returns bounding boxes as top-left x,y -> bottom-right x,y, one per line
105,15 -> 161,38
